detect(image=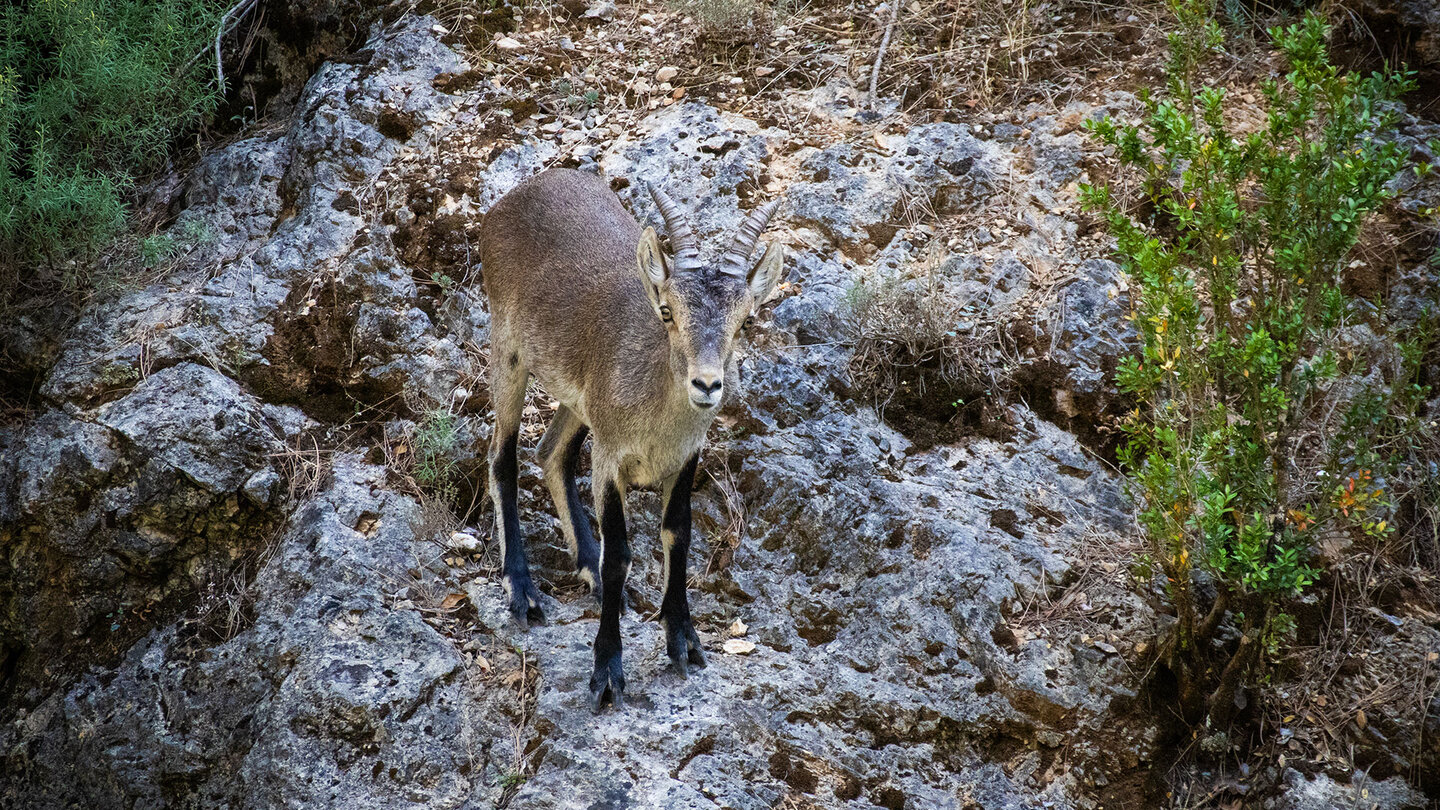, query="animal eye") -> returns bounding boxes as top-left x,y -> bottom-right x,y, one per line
743,315 -> 755,331
660,305 -> 673,322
